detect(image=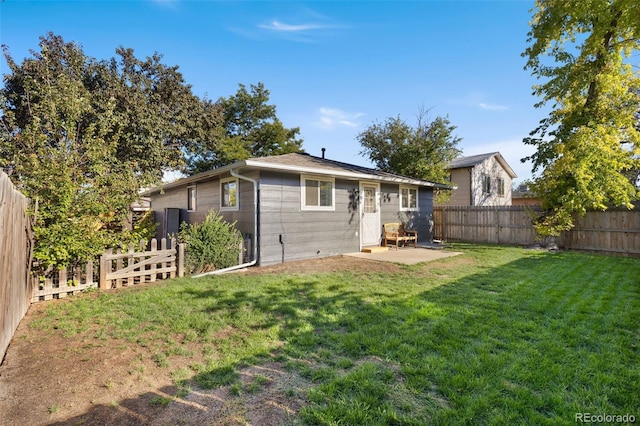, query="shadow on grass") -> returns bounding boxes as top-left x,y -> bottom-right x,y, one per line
51,250 -> 640,425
